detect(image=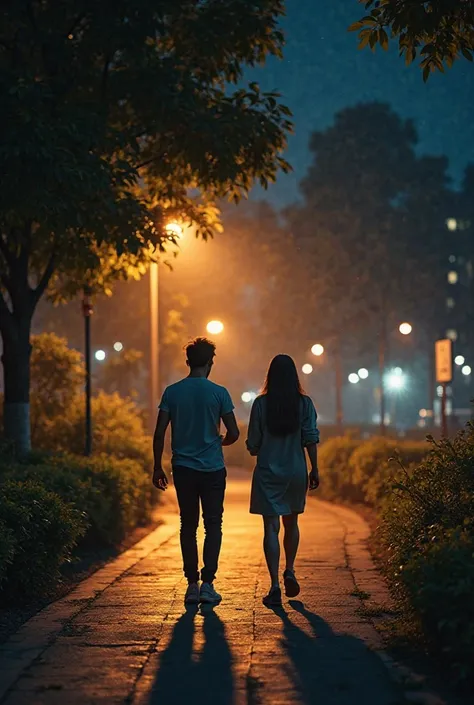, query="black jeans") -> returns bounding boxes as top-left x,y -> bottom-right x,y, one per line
173,466 -> 226,584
